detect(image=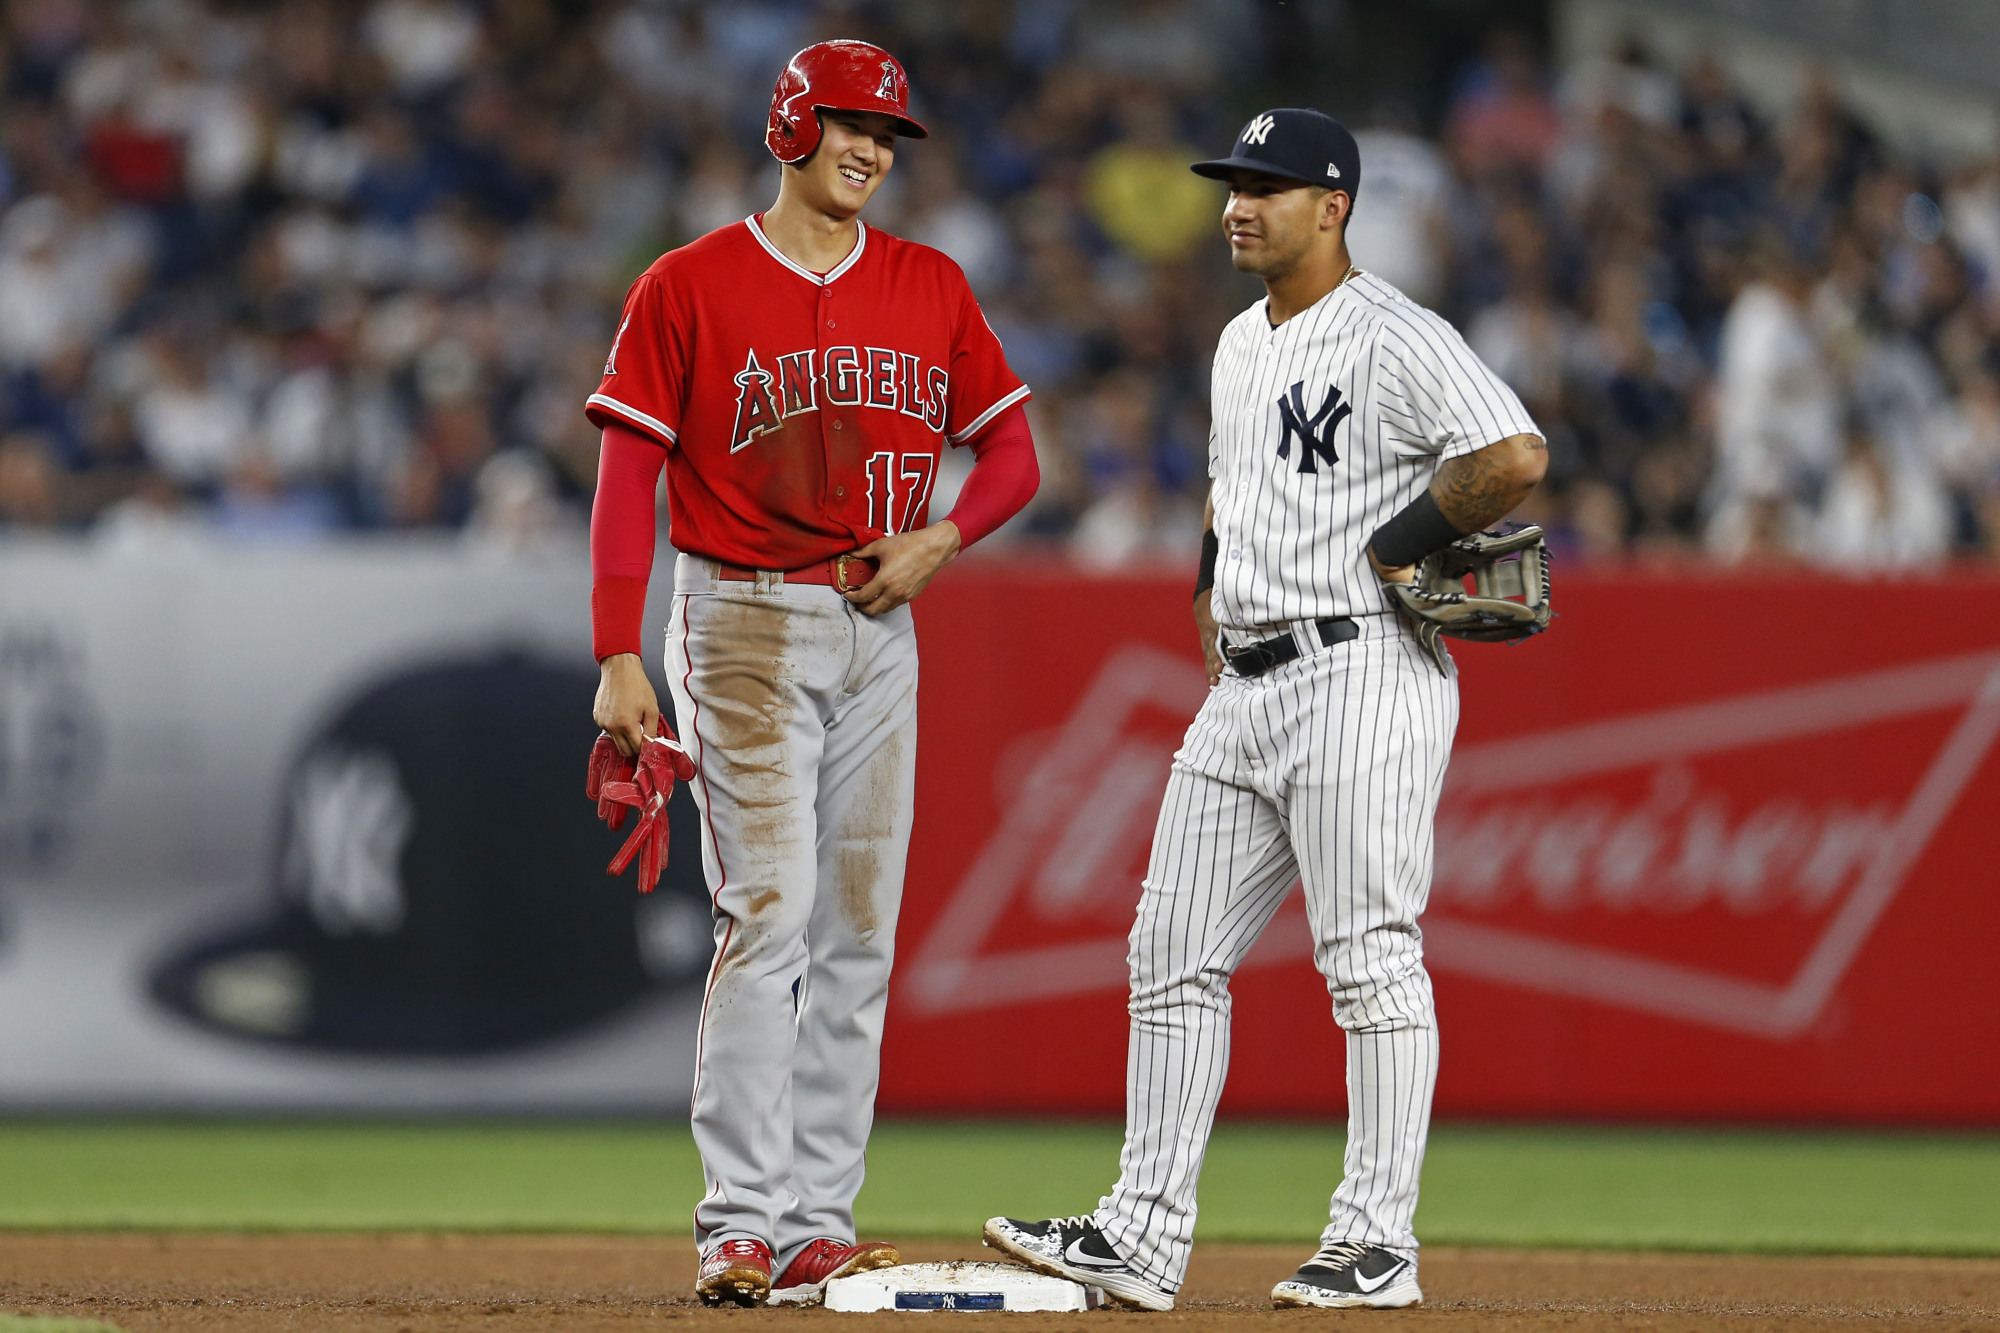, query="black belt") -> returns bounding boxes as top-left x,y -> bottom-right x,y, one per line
1222,617 -> 1359,678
